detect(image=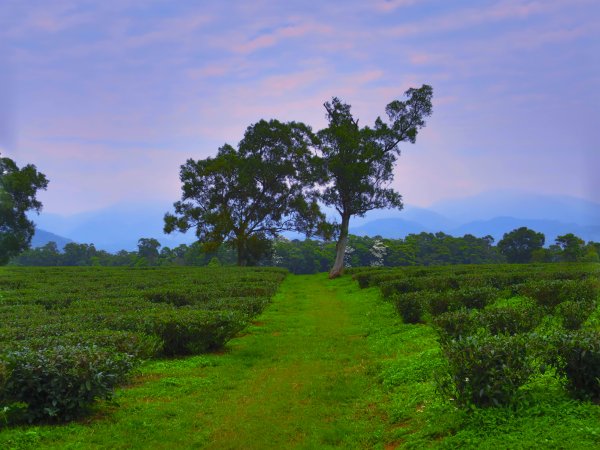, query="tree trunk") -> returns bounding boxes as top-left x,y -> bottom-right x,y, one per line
329,212 -> 350,279
236,236 -> 247,266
